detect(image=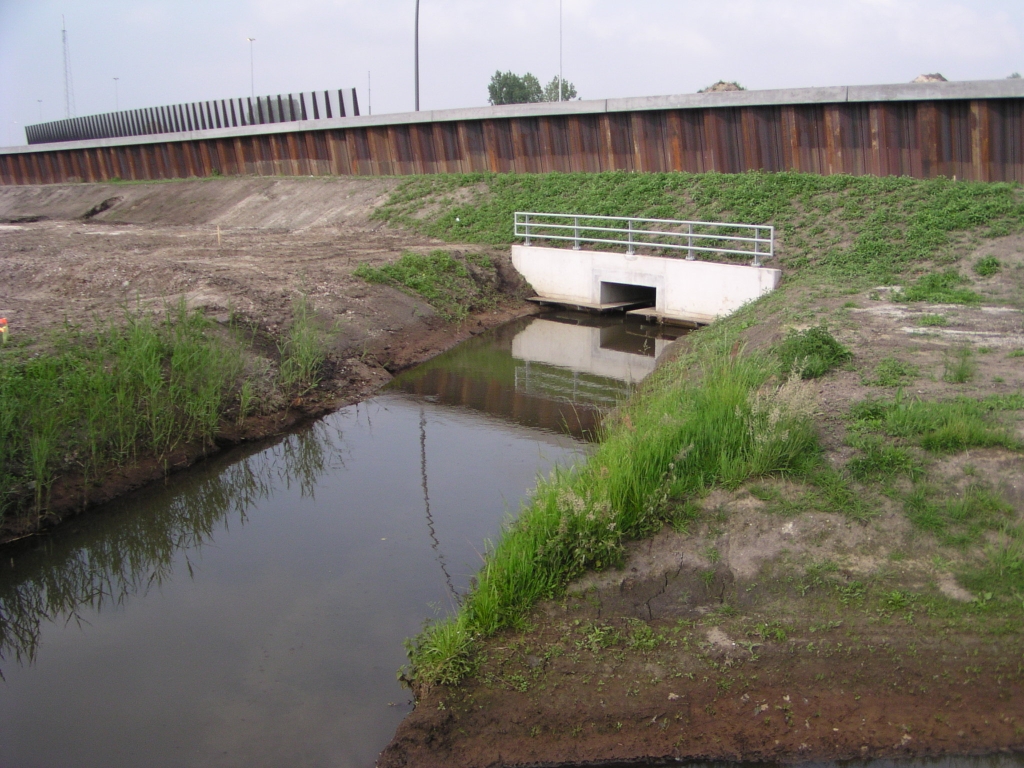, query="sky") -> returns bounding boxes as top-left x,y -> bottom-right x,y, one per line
1,0 -> 1022,147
